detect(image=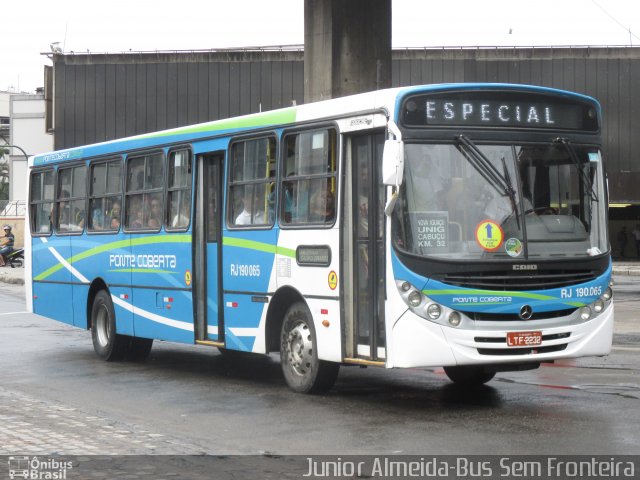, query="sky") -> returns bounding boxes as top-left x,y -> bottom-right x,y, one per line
2,0 -> 640,94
